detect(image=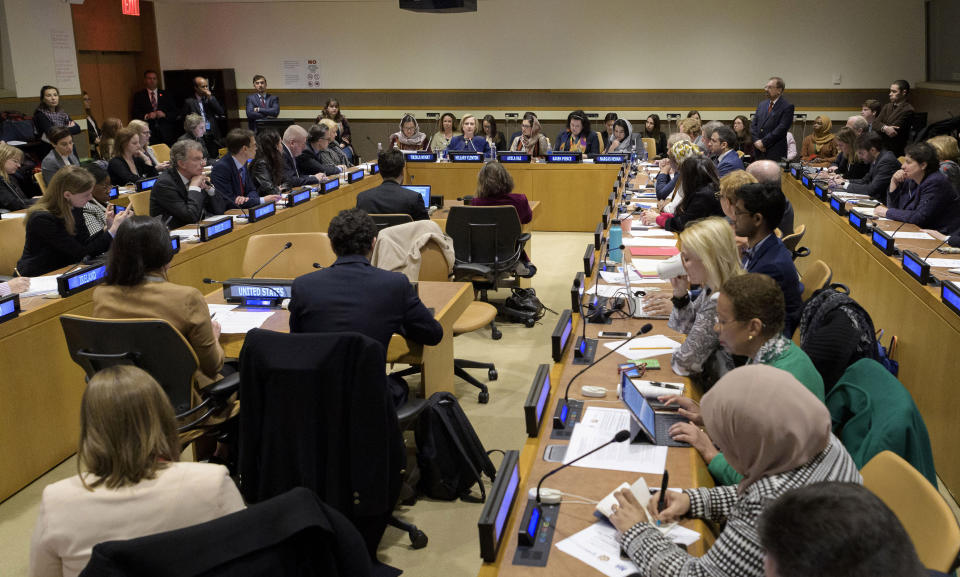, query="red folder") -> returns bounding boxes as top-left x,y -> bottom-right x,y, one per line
630,246 -> 679,256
